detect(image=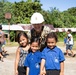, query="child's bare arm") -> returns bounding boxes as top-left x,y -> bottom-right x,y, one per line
14,47 -> 20,75
40,59 -> 46,75
26,67 -> 29,75
60,61 -> 64,75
